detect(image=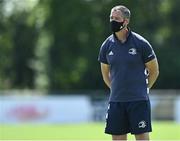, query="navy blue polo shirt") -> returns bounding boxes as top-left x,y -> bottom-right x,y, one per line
98,30 -> 156,102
